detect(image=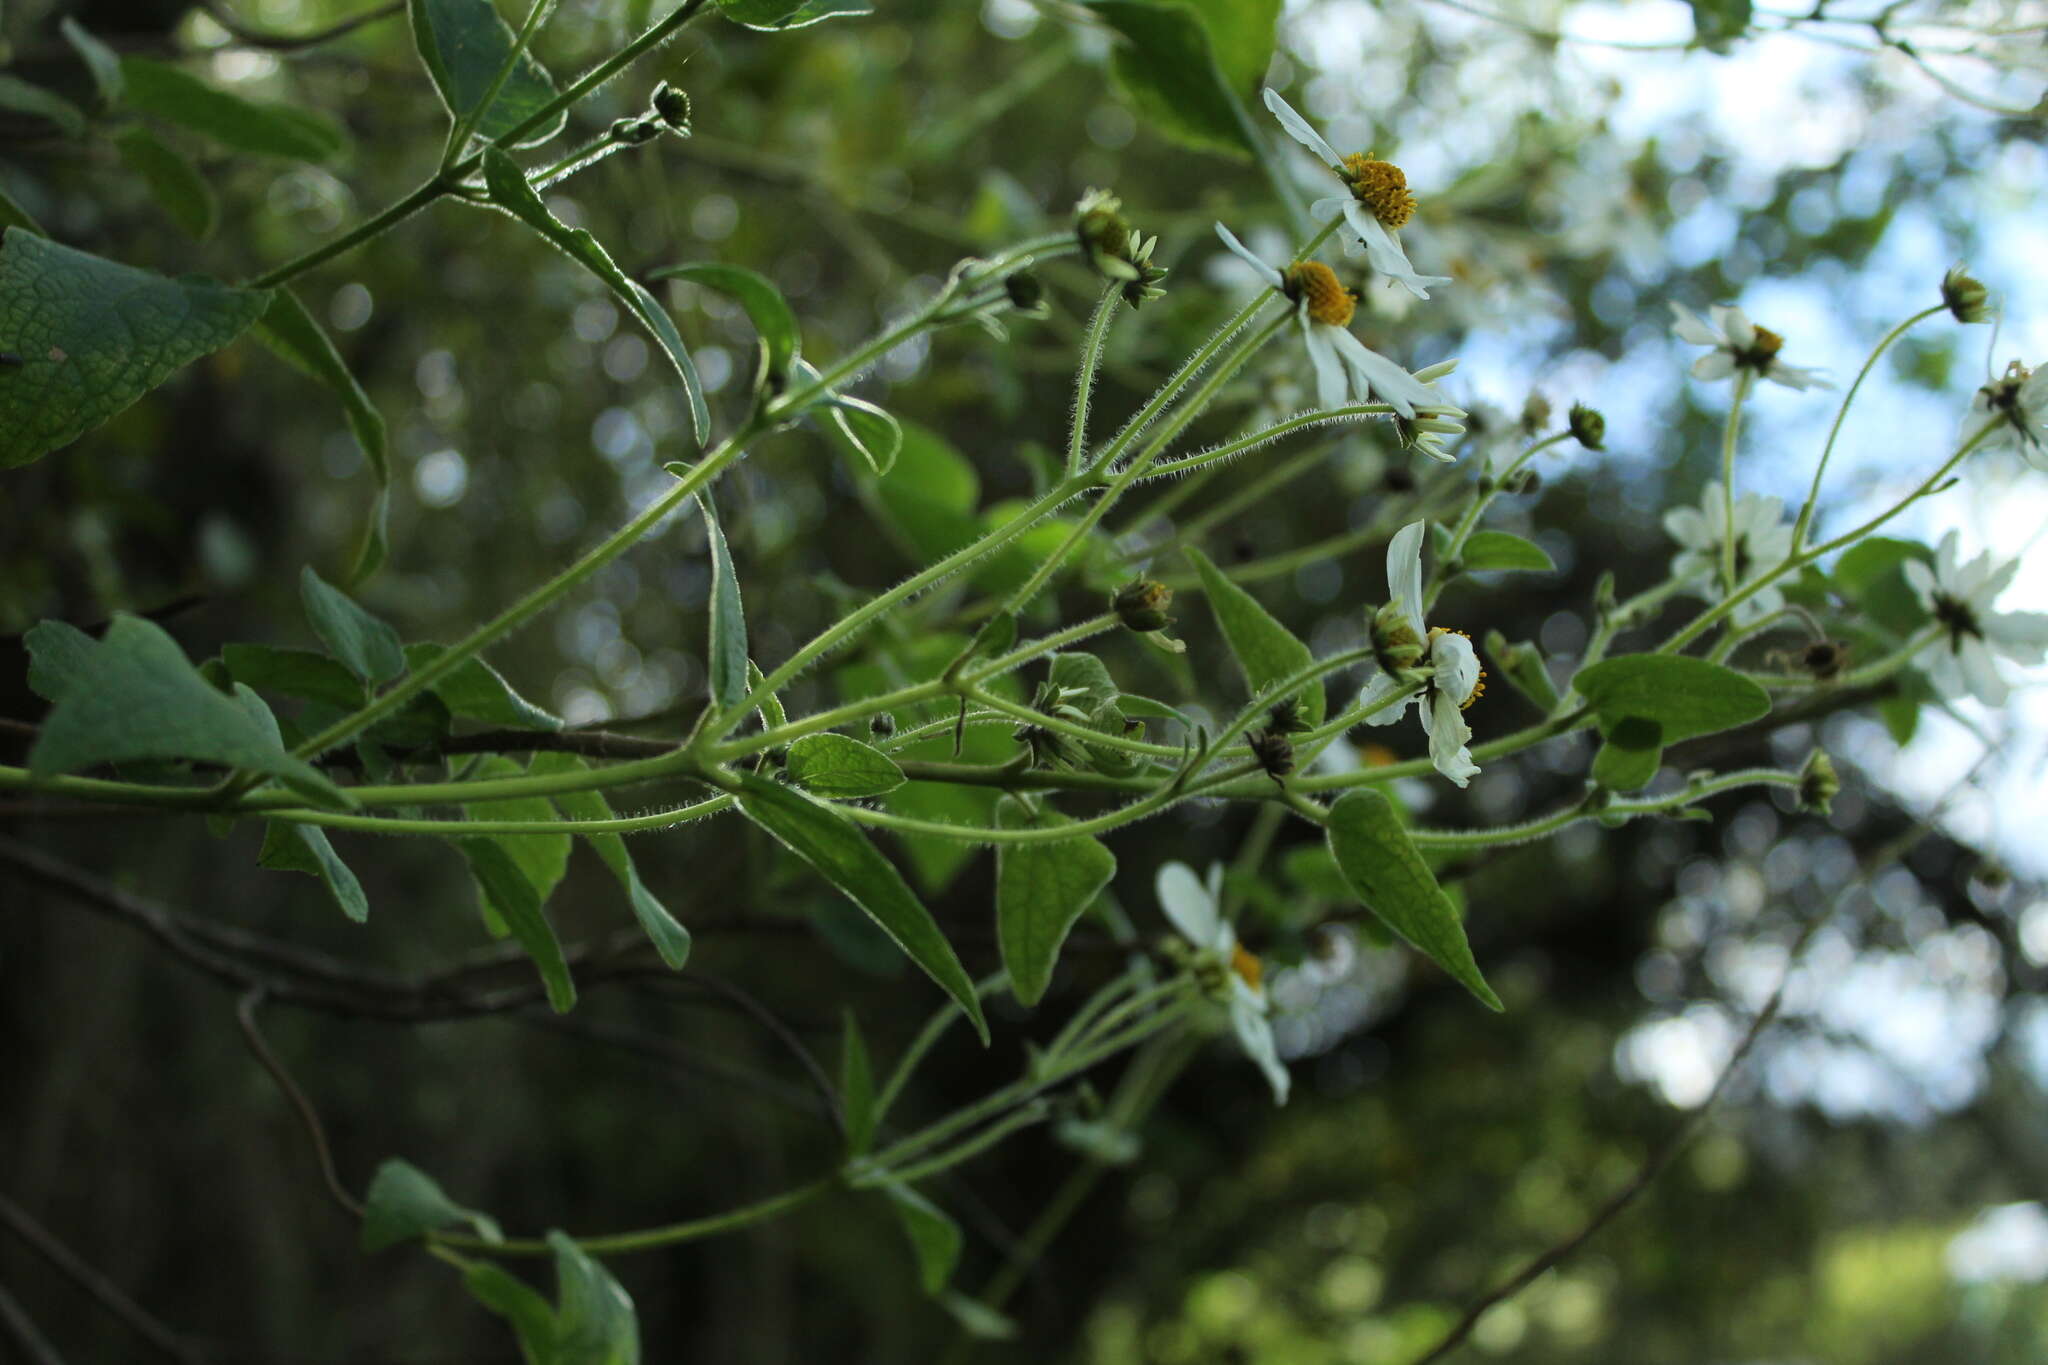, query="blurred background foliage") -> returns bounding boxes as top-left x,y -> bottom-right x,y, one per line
3,0 -> 2047,1360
